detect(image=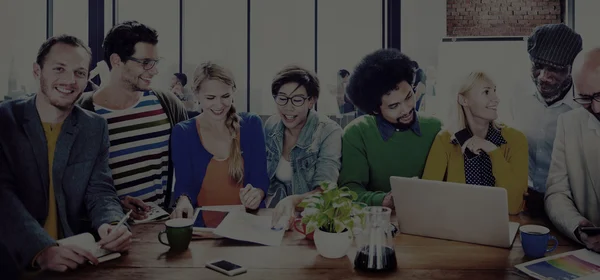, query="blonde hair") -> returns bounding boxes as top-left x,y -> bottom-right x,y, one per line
193,62 -> 244,184
445,71 -> 502,134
